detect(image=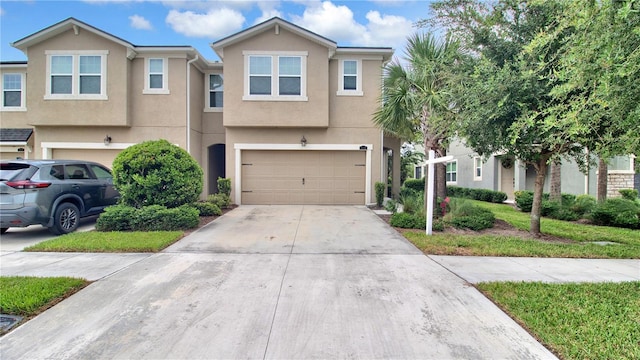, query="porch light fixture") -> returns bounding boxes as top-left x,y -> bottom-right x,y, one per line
104,135 -> 112,145
300,136 -> 307,147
